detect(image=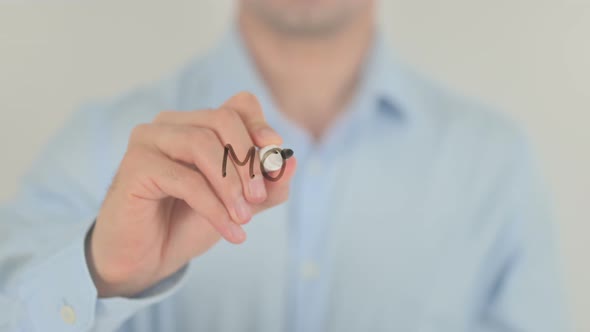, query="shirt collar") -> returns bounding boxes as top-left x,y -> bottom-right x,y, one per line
358,30 -> 409,120
202,24 -> 413,129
